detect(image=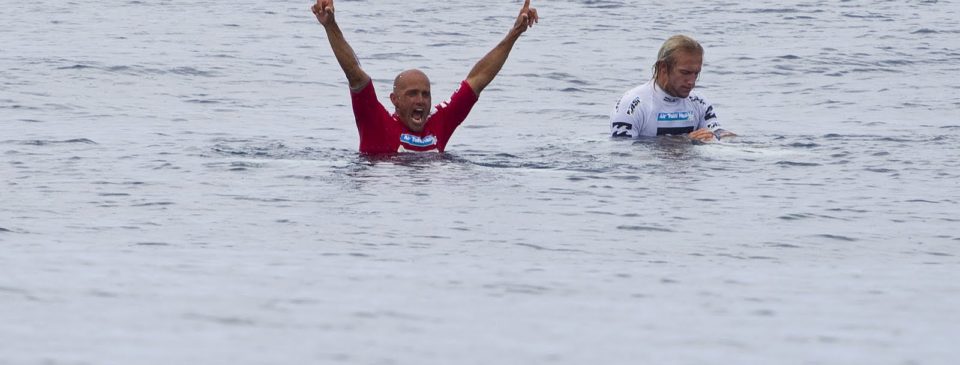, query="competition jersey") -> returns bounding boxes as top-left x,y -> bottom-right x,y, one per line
350,80 -> 478,154
609,81 -> 724,138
